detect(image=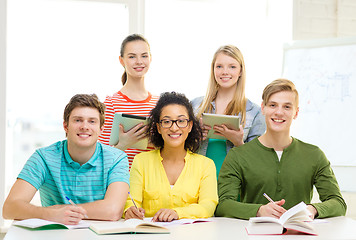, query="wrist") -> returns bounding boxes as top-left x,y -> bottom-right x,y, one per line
308,205 -> 318,218
233,140 -> 244,147
256,205 -> 264,217
40,206 -> 53,221
115,142 -> 128,151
